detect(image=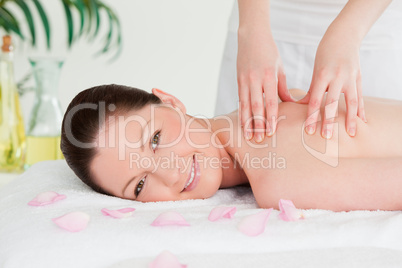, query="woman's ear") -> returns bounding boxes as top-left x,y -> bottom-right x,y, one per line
152,88 -> 187,114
